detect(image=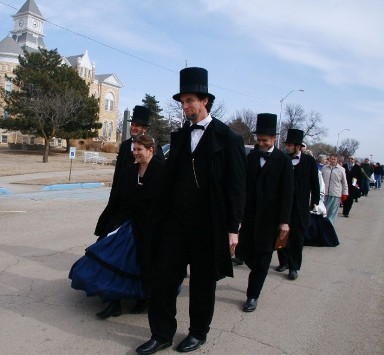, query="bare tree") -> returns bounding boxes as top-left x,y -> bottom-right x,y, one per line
279,104 -> 327,147
228,109 -> 258,145
338,138 -> 360,160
